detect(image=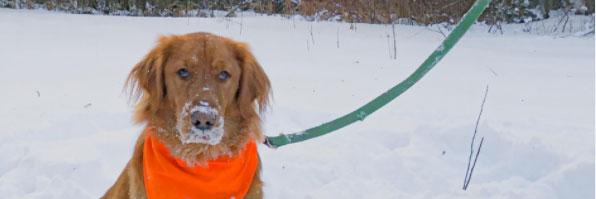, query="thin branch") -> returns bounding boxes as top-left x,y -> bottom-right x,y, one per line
225,5 -> 239,17
239,10 -> 243,36
386,34 -> 391,58
464,137 -> 484,190
336,26 -> 340,48
392,21 -> 397,60
427,25 -> 447,38
463,85 -> 489,190
439,0 -> 463,10
486,66 -> 498,77
305,39 -> 310,51
309,23 -> 315,45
